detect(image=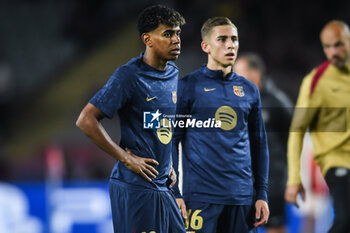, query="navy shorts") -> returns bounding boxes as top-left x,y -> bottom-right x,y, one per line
109,179 -> 186,233
185,201 -> 257,233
